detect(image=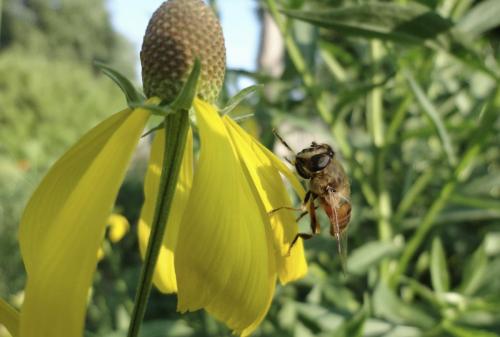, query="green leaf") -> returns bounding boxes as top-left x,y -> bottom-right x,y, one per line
446,41 -> 499,80
373,282 -> 436,328
295,302 -> 344,331
456,0 -> 500,37
459,243 -> 488,296
443,321 -> 500,337
221,85 -> 262,115
232,113 -> 255,123
400,276 -> 443,309
94,61 -> 145,105
430,237 -> 450,293
0,298 -> 19,337
332,301 -> 367,337
347,241 -> 400,276
129,103 -> 174,117
142,122 -> 165,138
171,59 -> 202,111
405,71 -> 457,167
402,209 -> 500,230
485,232 -> 500,257
282,2 -> 453,44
